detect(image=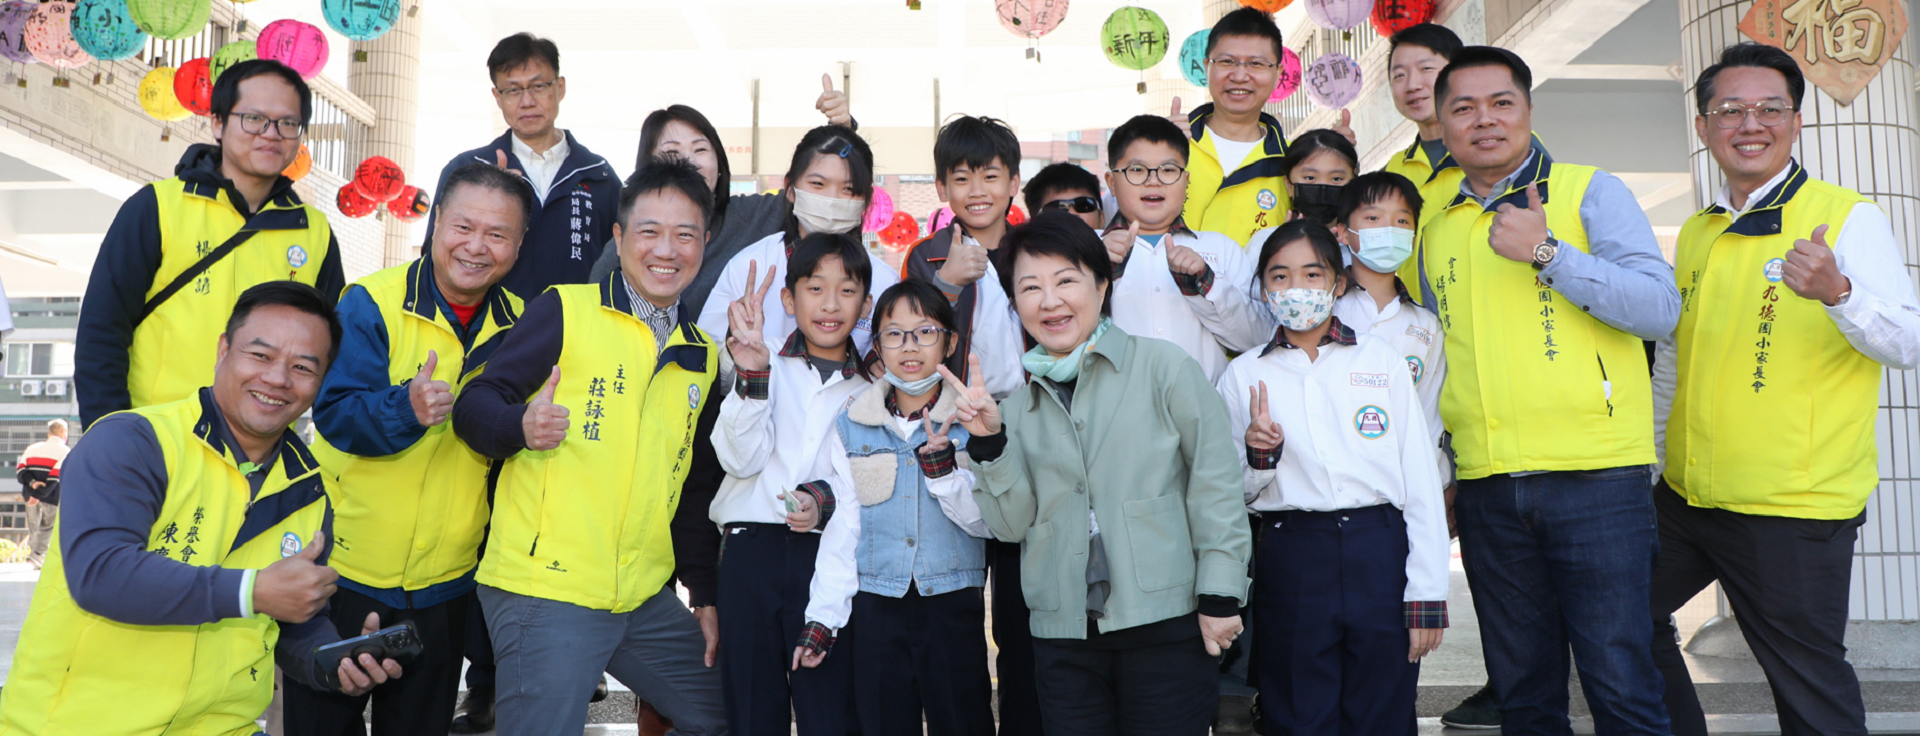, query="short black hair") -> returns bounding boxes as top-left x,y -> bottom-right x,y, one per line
487,33 -> 560,85
224,281 -> 343,366
873,280 -> 959,339
619,156 -> 716,232
1022,163 -> 1102,217
782,125 -> 876,244
210,59 -> 312,125
1205,6 -> 1285,61
1434,45 -> 1534,108
1251,220 -> 1346,296
1107,115 -> 1189,168
638,105 -> 730,226
1282,128 -> 1360,180
1336,171 -> 1424,226
998,211 -> 1115,317
786,232 -> 873,294
935,115 -> 1021,185
1388,23 -> 1463,62
442,163 -> 539,232
1695,42 -> 1805,113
